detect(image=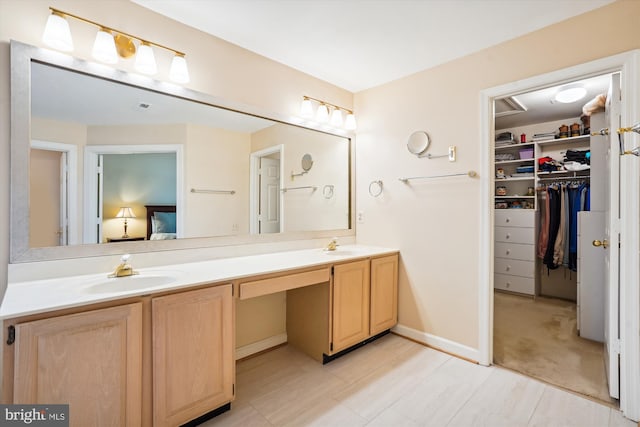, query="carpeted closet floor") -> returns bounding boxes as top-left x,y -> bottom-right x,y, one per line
493,291 -> 613,404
